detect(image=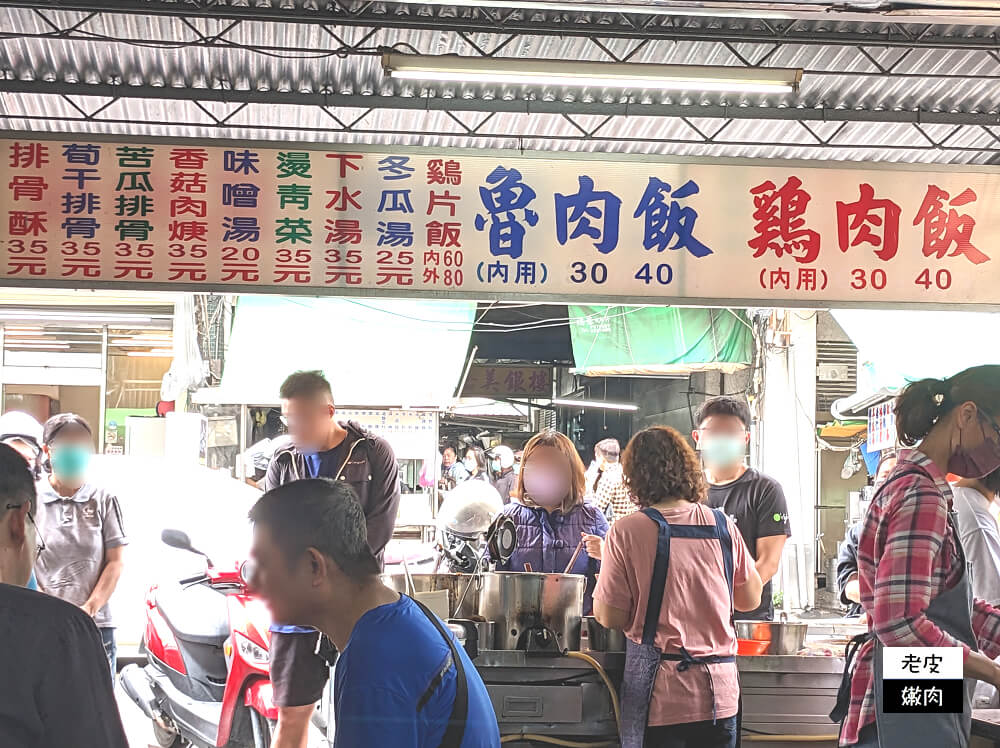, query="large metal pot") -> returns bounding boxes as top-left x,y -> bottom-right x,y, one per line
479,572 -> 586,651
581,616 -> 625,653
381,573 -> 480,619
735,614 -> 809,655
